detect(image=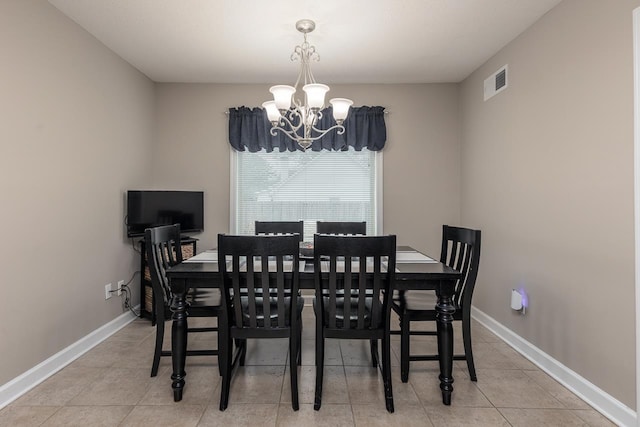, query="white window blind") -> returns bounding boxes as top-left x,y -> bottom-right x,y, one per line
233,148 -> 380,240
